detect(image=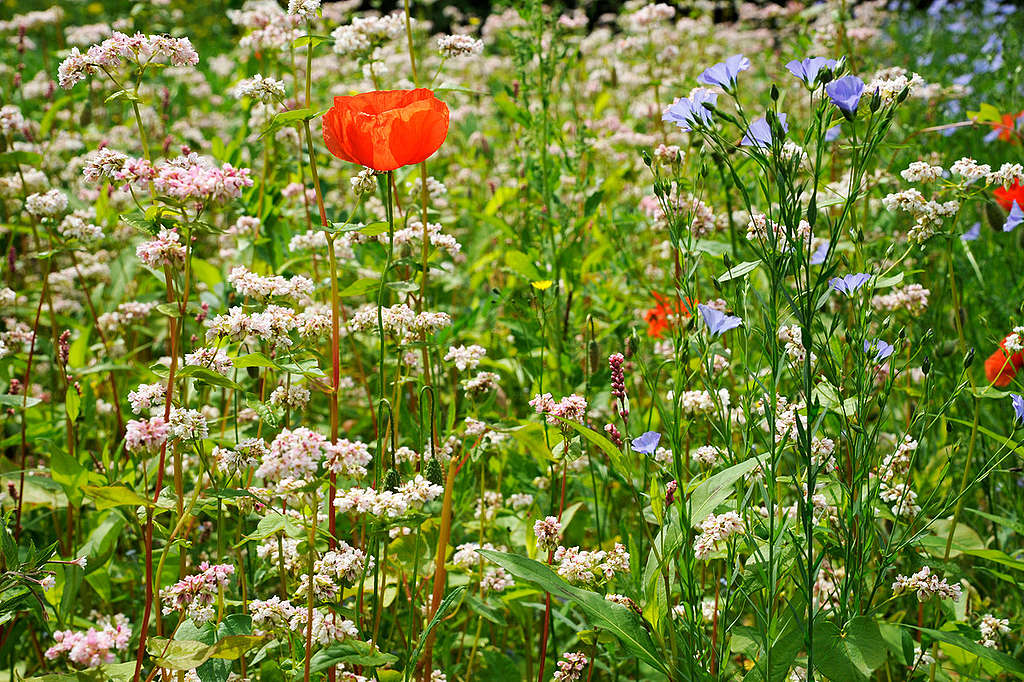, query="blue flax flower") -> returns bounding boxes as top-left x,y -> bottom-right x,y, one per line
698,55 -> 750,90
961,222 -> 980,241
1011,394 -> 1024,426
631,431 -> 661,454
829,273 -> 872,295
1004,201 -> 1023,233
662,88 -> 718,132
826,75 -> 865,116
698,304 -> 742,337
786,57 -> 837,86
741,114 -> 788,148
864,338 -> 894,363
